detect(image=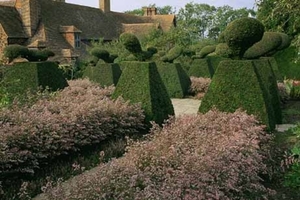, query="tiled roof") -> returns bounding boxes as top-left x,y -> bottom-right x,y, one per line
0,5 -> 27,38
122,23 -> 160,38
0,1 -> 15,7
